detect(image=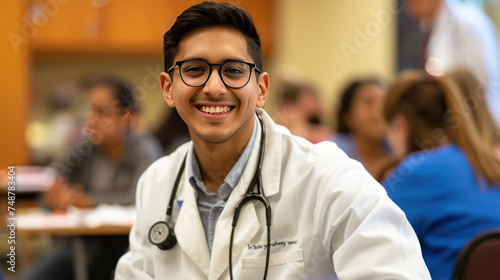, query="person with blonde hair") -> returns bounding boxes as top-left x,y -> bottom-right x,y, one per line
446,69 -> 500,160
382,71 -> 500,280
